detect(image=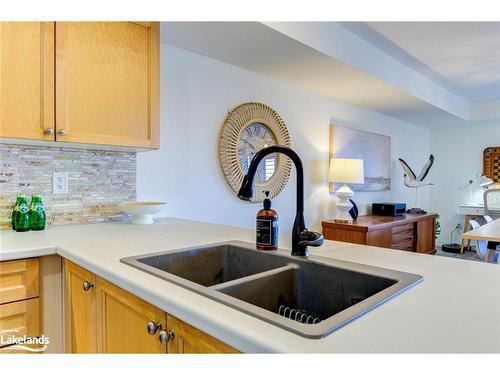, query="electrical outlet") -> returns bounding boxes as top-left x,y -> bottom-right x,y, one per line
53,172 -> 68,194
